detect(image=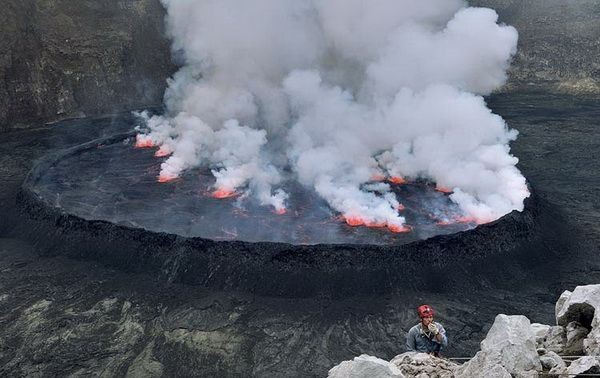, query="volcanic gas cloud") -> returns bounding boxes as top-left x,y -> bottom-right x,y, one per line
135,0 -> 529,233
